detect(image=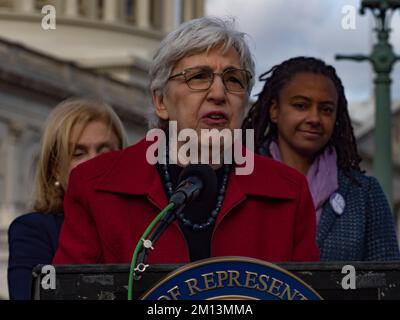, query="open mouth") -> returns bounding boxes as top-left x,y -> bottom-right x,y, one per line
207,113 -> 227,120
202,112 -> 229,124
